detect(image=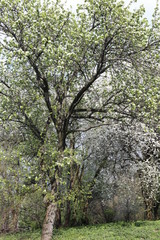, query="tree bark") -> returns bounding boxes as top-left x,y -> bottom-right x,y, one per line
41,201 -> 57,240
64,200 -> 71,227
11,207 -> 19,232
153,203 -> 159,220
41,127 -> 66,240
55,207 -> 61,228
145,200 -> 154,220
